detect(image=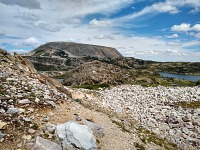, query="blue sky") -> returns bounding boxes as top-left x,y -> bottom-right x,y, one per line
0,0 -> 200,62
